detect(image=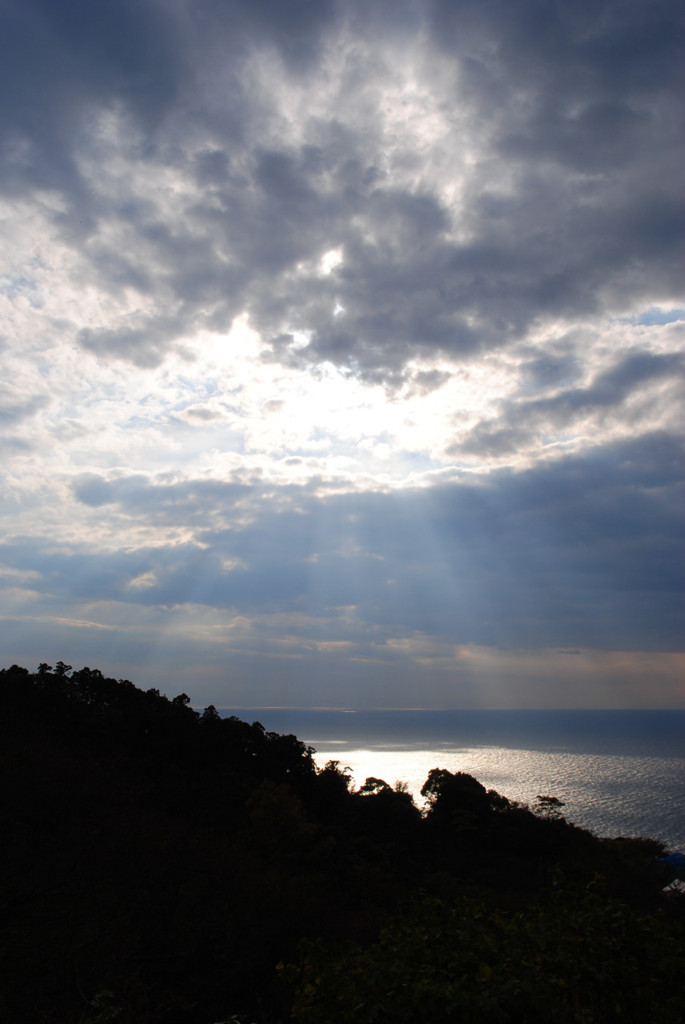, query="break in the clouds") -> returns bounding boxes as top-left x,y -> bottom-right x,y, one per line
0,0 -> 683,707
